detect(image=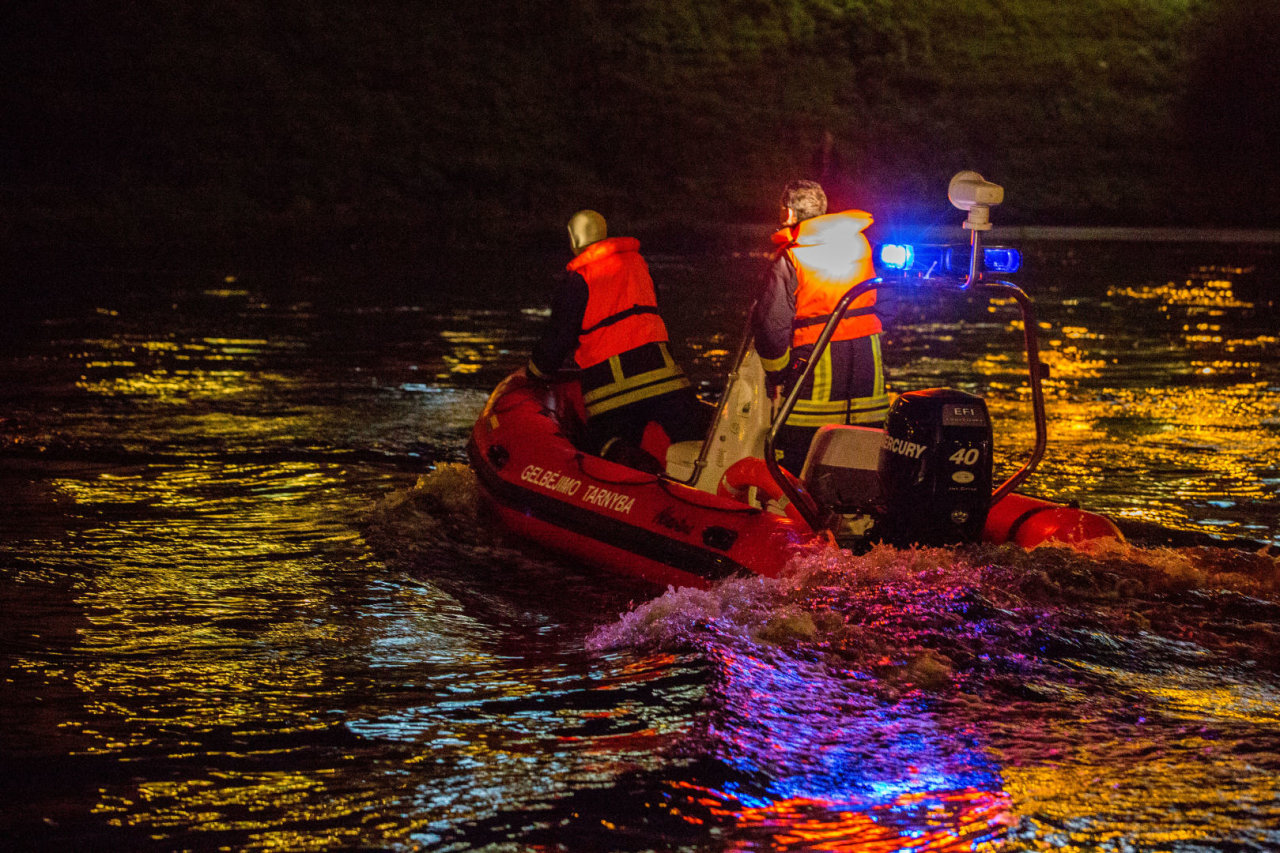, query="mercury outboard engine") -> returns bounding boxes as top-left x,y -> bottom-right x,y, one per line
877,388 -> 993,546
